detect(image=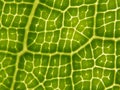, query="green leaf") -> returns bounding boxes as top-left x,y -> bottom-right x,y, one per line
0,0 -> 120,90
